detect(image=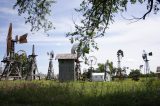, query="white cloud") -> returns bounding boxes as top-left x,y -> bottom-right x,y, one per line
90,15 -> 160,73
0,7 -> 17,15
